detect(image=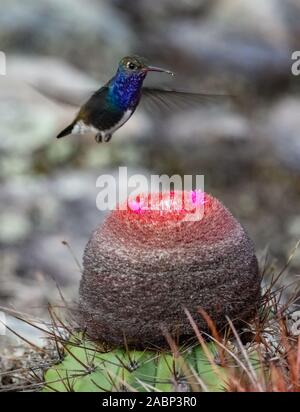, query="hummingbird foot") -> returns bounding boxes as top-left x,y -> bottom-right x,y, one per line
95,132 -> 103,143
95,132 -> 112,143
104,133 -> 112,143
